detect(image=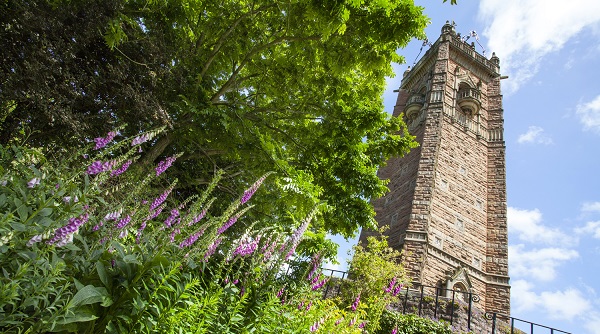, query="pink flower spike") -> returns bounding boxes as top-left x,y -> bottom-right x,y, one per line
94,131 -> 117,150
155,155 -> 177,176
